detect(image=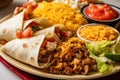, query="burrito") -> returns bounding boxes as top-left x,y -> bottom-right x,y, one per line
23,18 -> 52,30
0,11 -> 52,44
1,33 -> 60,68
15,18 -> 52,38
17,23 -> 73,41
34,24 -> 73,42
0,11 -> 24,42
